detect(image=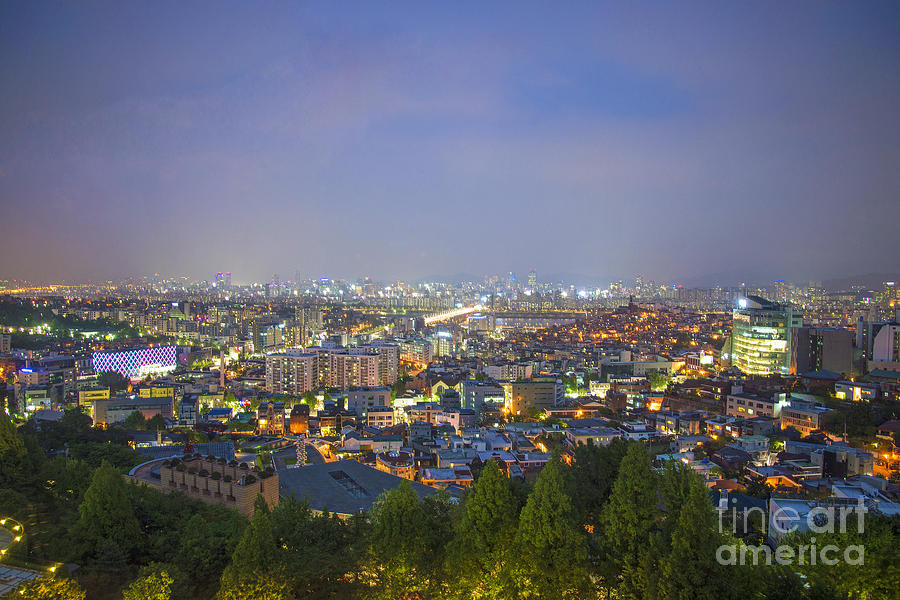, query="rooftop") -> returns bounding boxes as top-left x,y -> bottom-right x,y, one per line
278,460 -> 436,515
